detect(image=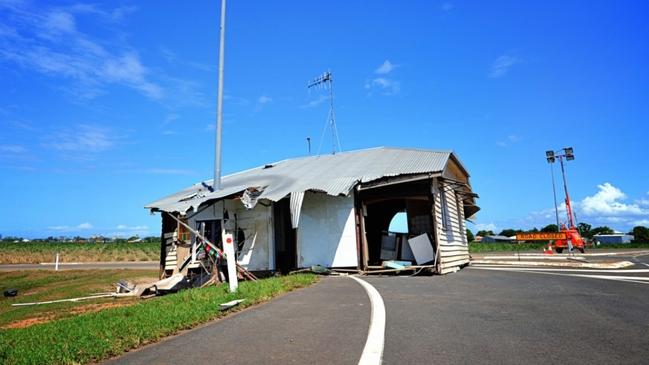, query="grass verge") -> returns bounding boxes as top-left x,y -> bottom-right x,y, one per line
0,242 -> 159,264
0,273 -> 317,365
0,270 -> 158,328
469,242 -> 547,252
469,242 -> 649,252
